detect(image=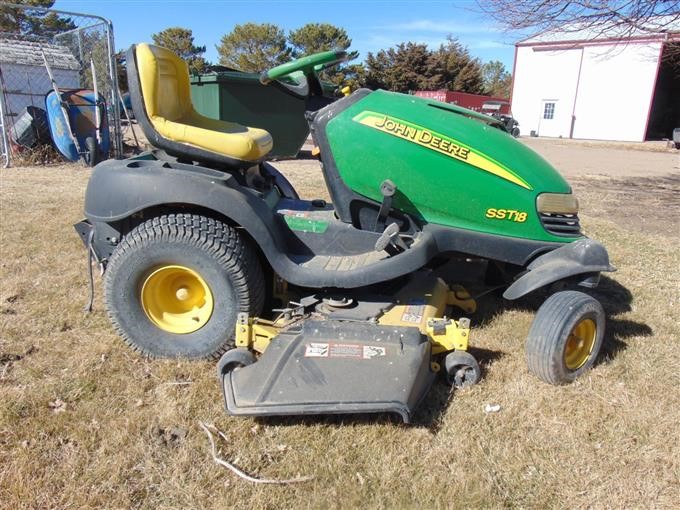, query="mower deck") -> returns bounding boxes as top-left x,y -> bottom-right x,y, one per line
223,320 -> 435,423
219,272 -> 478,422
